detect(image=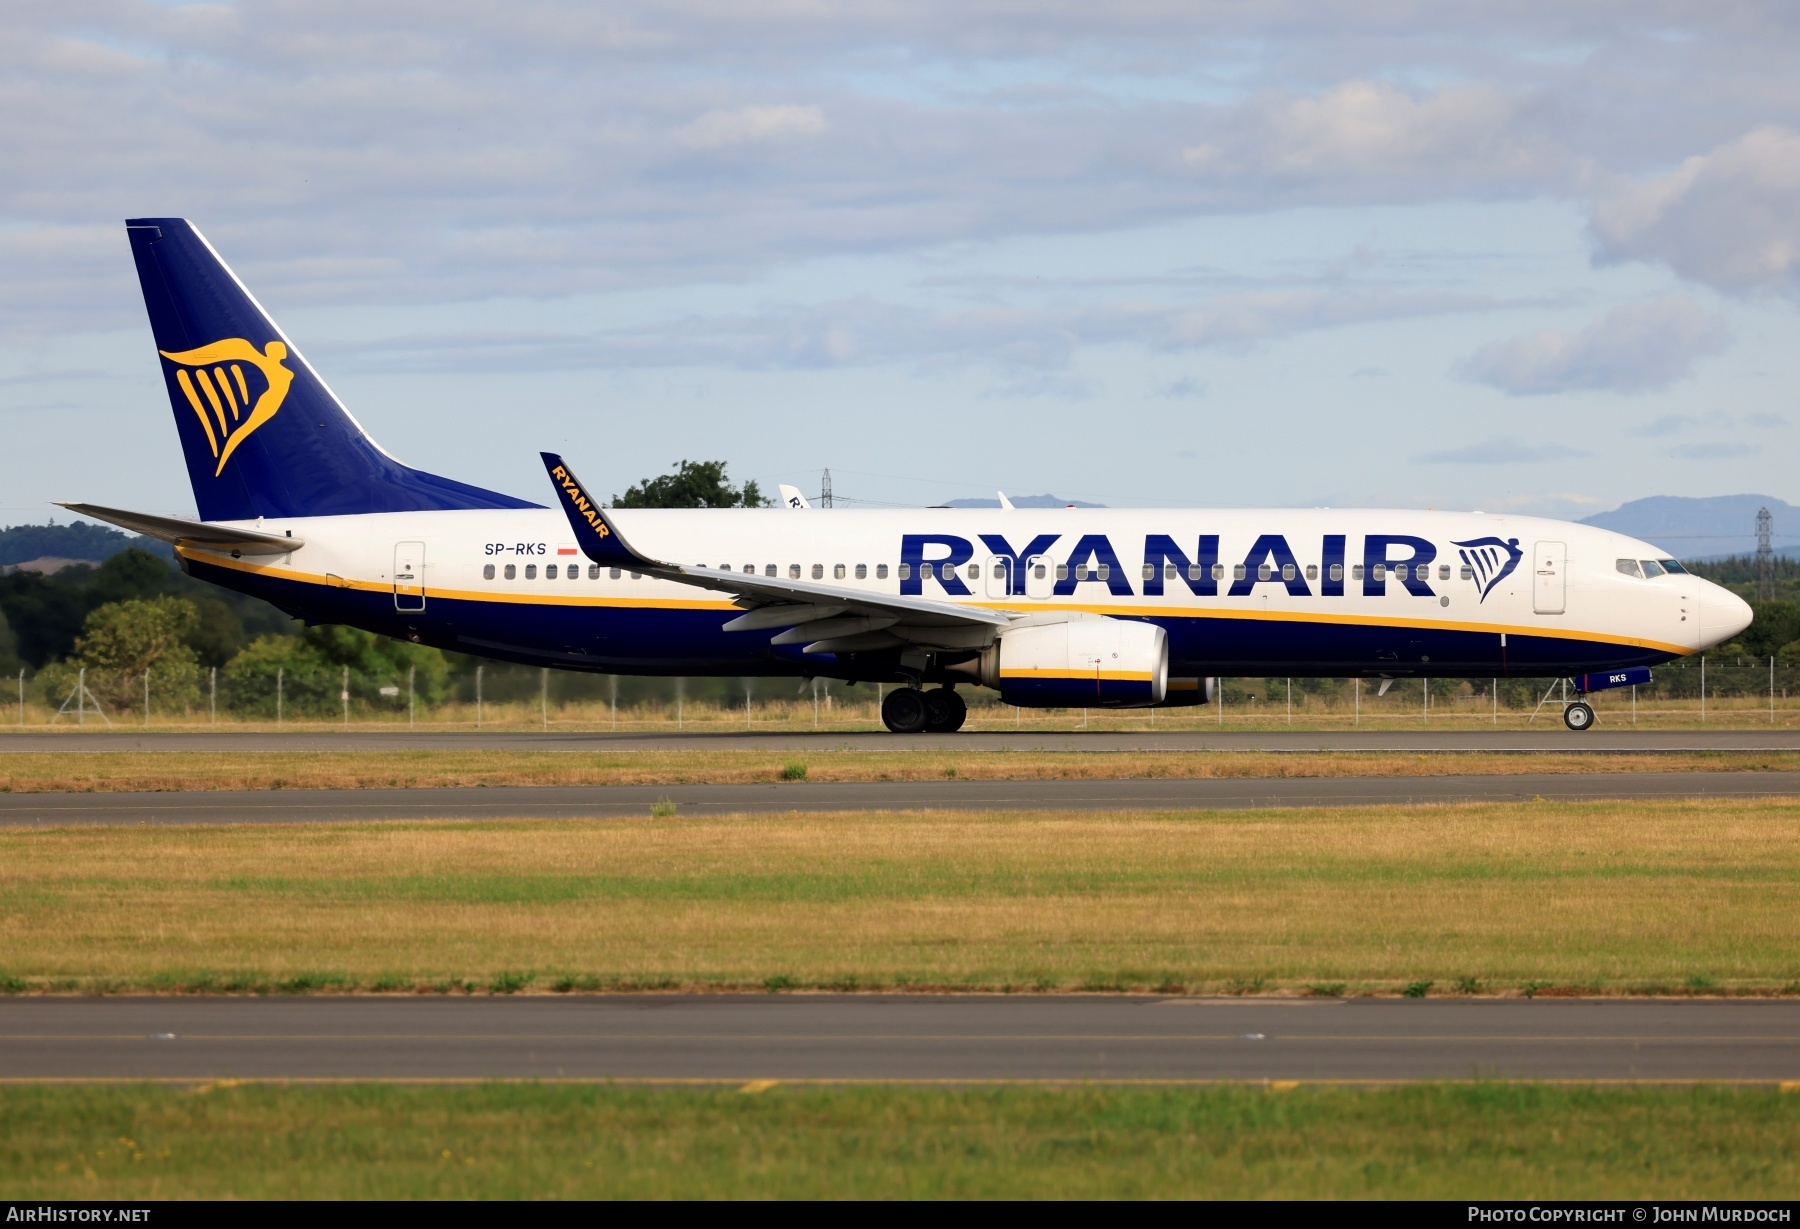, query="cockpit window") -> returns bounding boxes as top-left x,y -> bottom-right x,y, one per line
1658,559 -> 1688,574
1616,558 -> 1644,579
1639,559 -> 1666,578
